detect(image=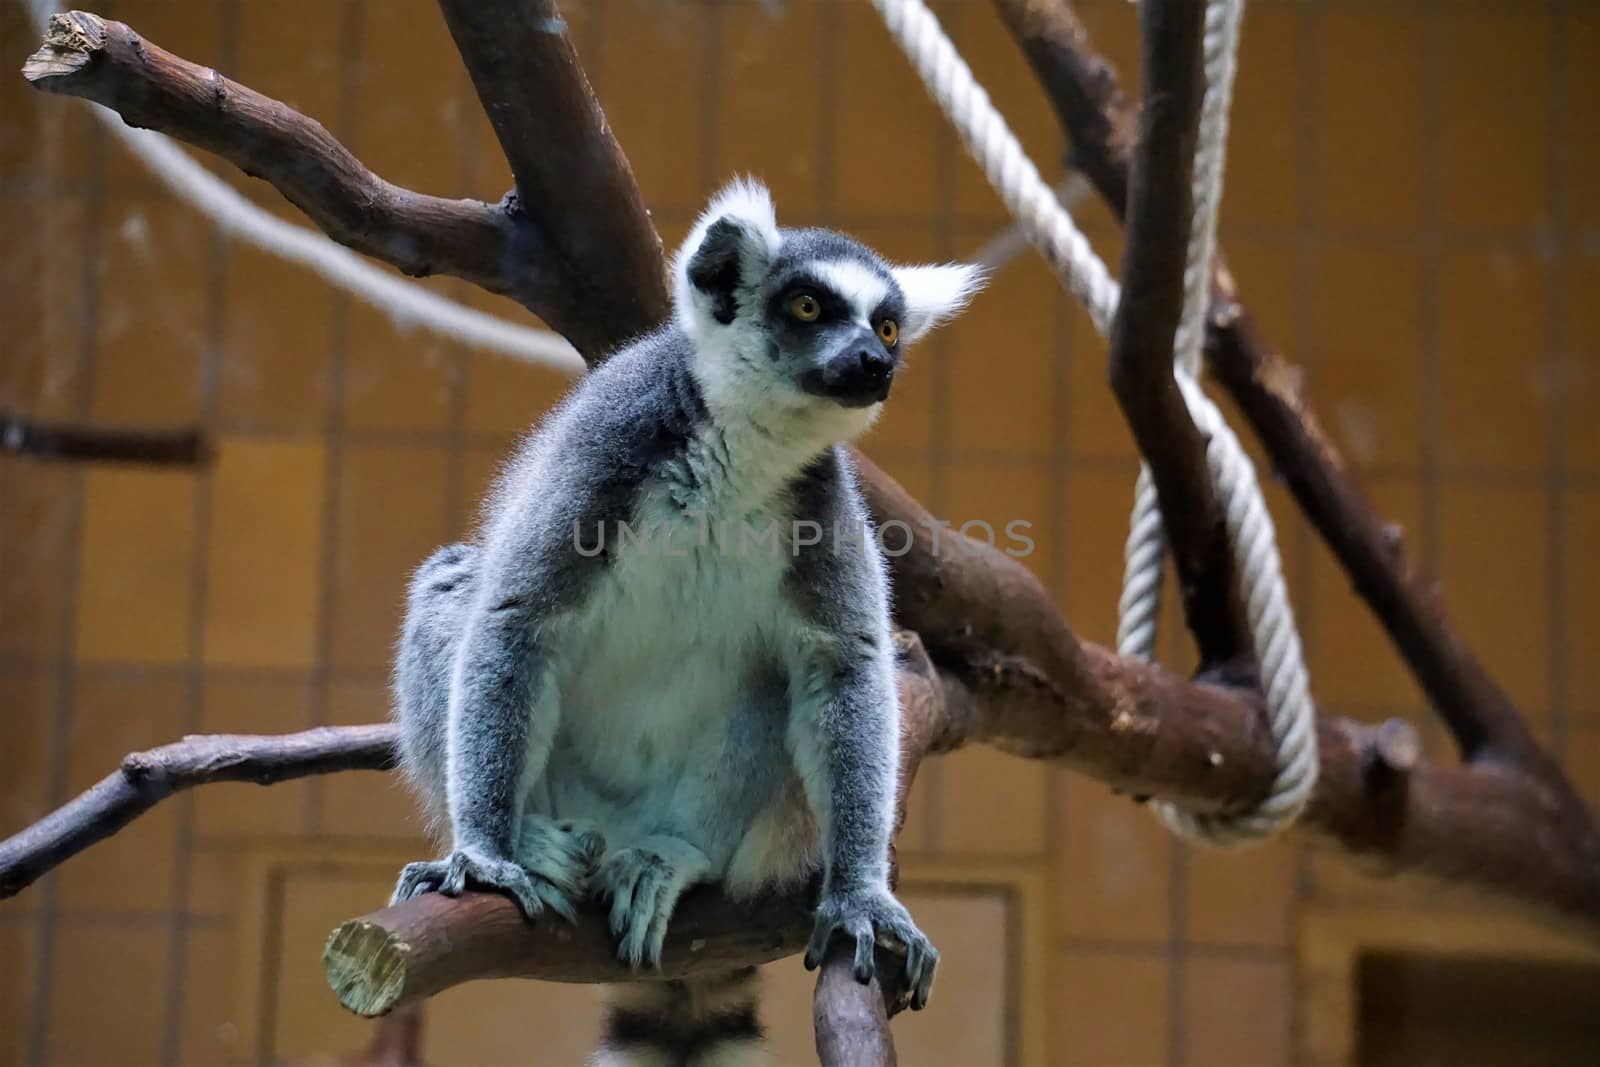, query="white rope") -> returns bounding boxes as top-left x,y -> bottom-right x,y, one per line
871,0 -> 1123,334
872,0 -> 1317,844
21,0 -> 583,374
